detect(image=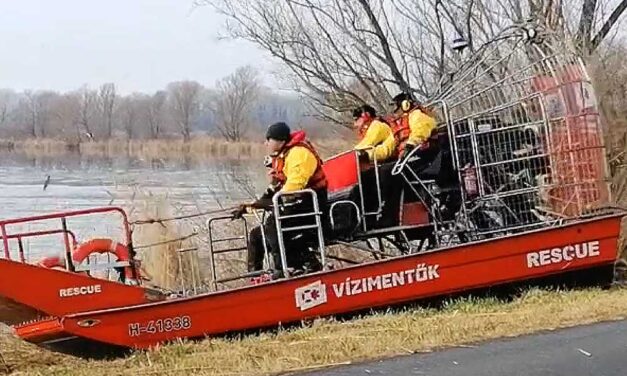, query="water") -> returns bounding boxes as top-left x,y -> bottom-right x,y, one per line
0,151 -> 265,262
